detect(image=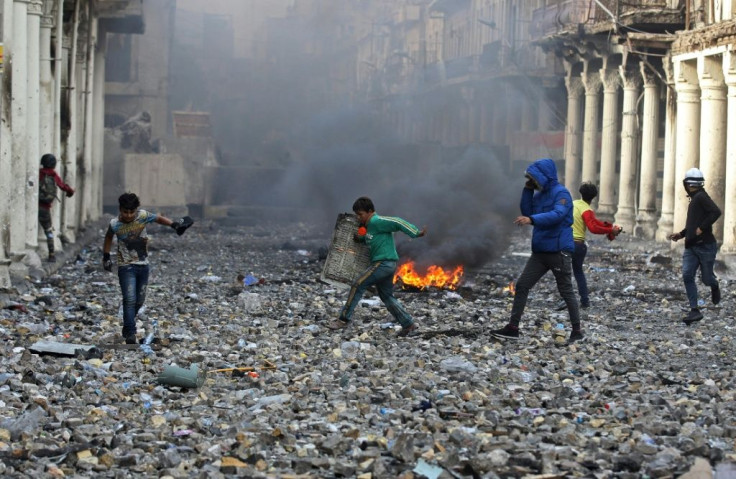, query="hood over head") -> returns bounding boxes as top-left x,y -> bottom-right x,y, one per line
525,159 -> 559,191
